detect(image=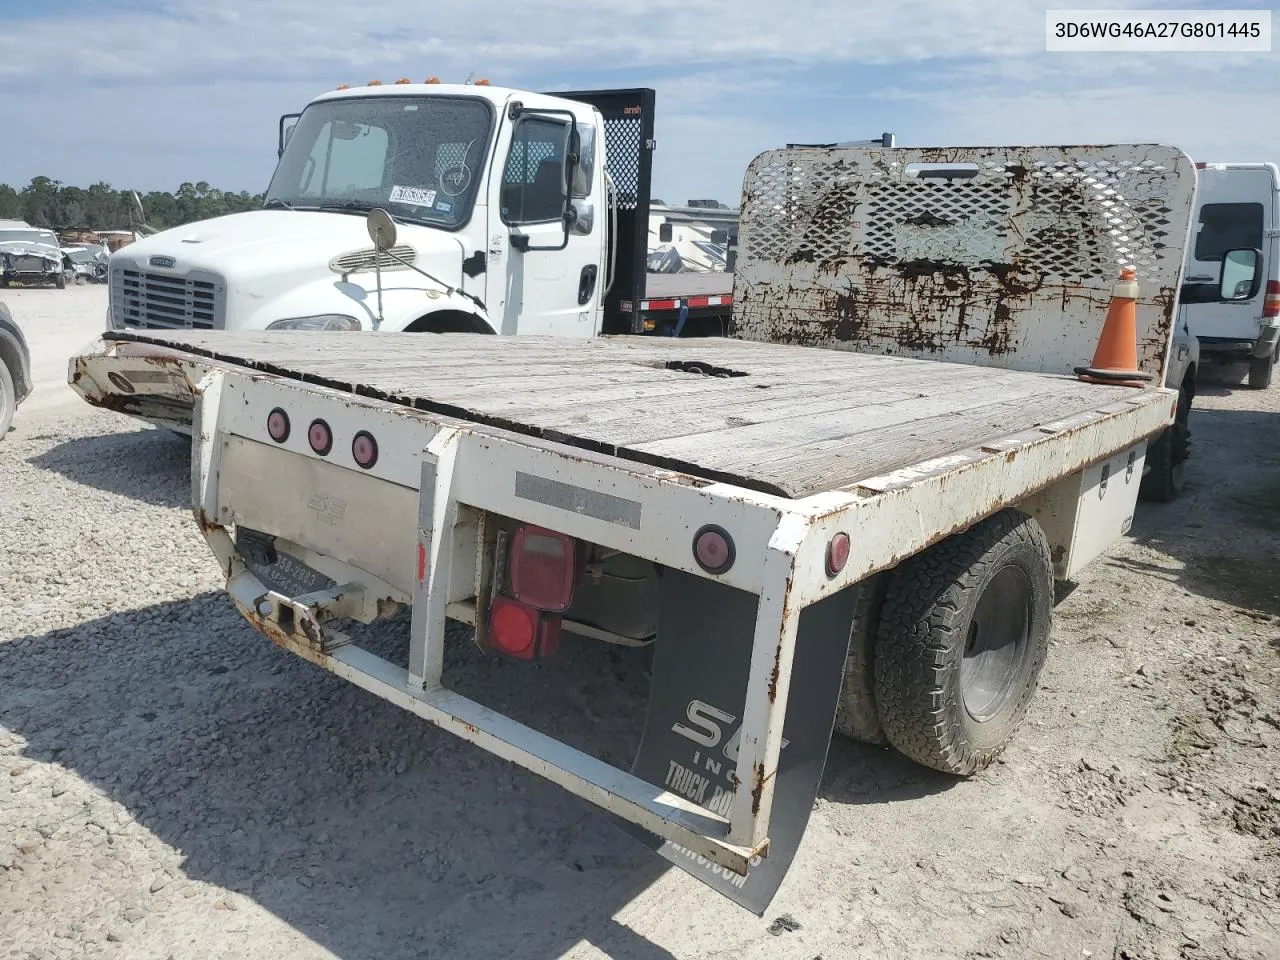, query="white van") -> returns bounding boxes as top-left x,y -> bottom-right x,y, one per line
1182,162 -> 1280,388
